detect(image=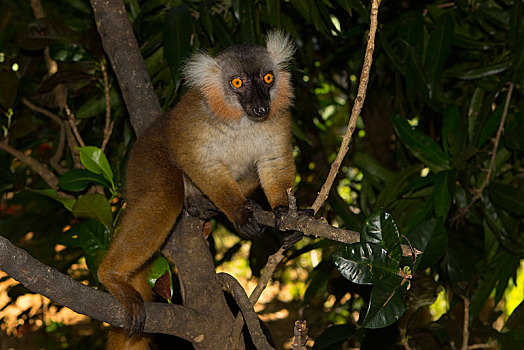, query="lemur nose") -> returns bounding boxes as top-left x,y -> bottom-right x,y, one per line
253,106 -> 269,117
